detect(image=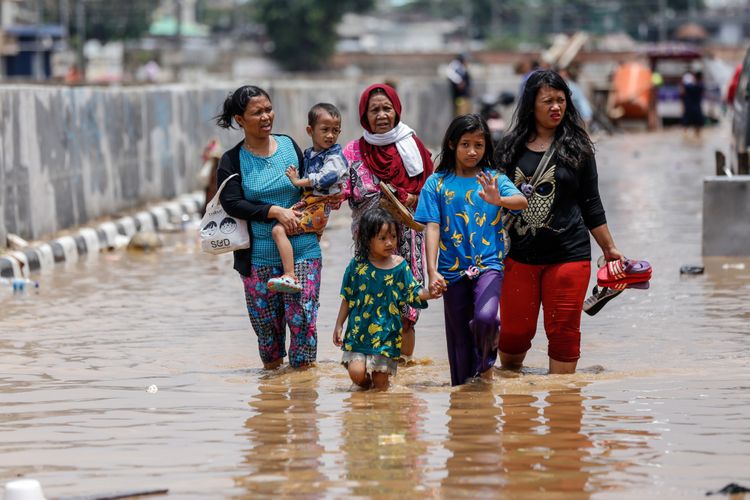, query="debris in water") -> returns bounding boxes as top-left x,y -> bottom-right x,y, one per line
679,265 -> 704,275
